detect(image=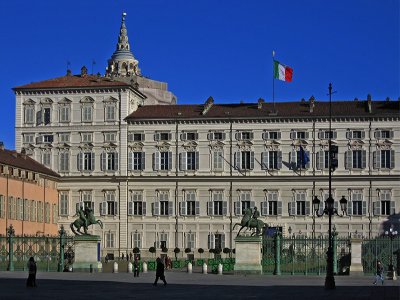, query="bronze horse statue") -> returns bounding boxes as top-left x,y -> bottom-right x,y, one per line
70,207 -> 103,235
233,208 -> 268,236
